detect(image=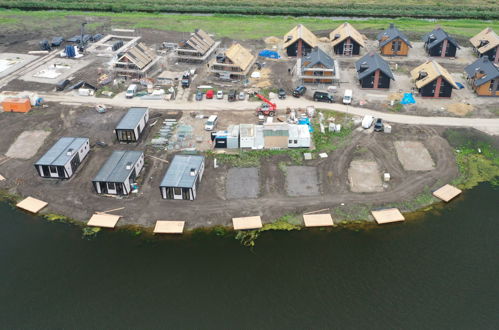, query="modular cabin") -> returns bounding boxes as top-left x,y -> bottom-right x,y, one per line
330,22 -> 366,56
283,24 -> 318,58
410,61 -> 458,98
355,52 -> 394,89
464,57 -> 499,97
159,155 -> 205,200
115,107 -> 149,143
176,29 -> 218,62
469,28 -> 499,64
263,123 -> 289,149
298,46 -> 338,85
377,23 -> 412,56
239,124 -> 255,149
34,137 -> 90,179
422,28 -> 460,58
210,43 -> 256,80
288,124 -> 311,148
92,150 -> 144,196
211,125 -> 240,149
